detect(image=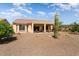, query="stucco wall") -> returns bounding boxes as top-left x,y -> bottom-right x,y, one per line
28,24 -> 32,33
18,25 -> 27,33
13,24 -> 28,33
13,24 -> 16,33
